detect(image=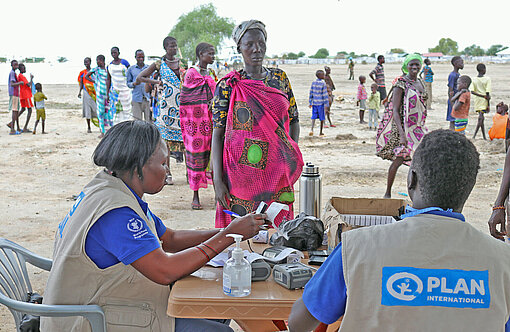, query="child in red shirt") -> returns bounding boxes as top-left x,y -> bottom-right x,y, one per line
451,75 -> 471,134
